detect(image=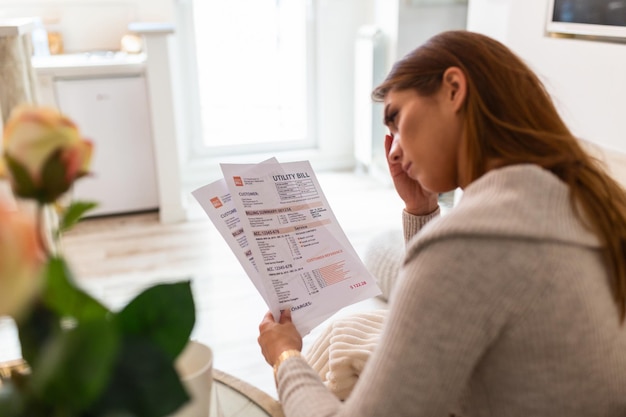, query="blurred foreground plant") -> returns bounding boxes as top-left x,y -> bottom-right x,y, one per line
0,105 -> 195,417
